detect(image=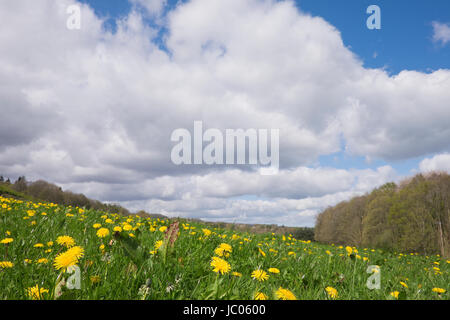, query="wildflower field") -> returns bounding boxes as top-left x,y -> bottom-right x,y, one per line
0,196 -> 448,300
